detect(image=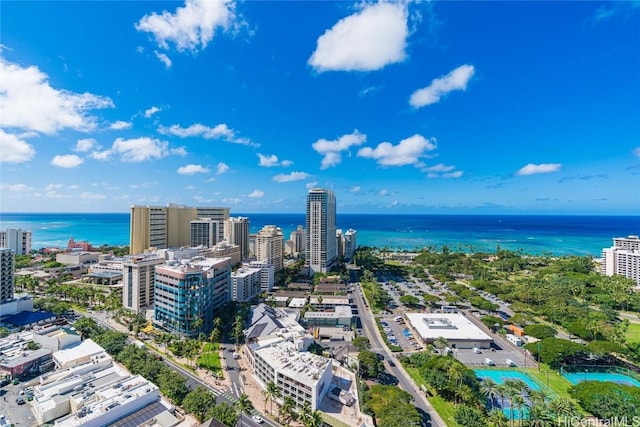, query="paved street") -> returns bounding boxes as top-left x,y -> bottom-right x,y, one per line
352,284 -> 446,427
